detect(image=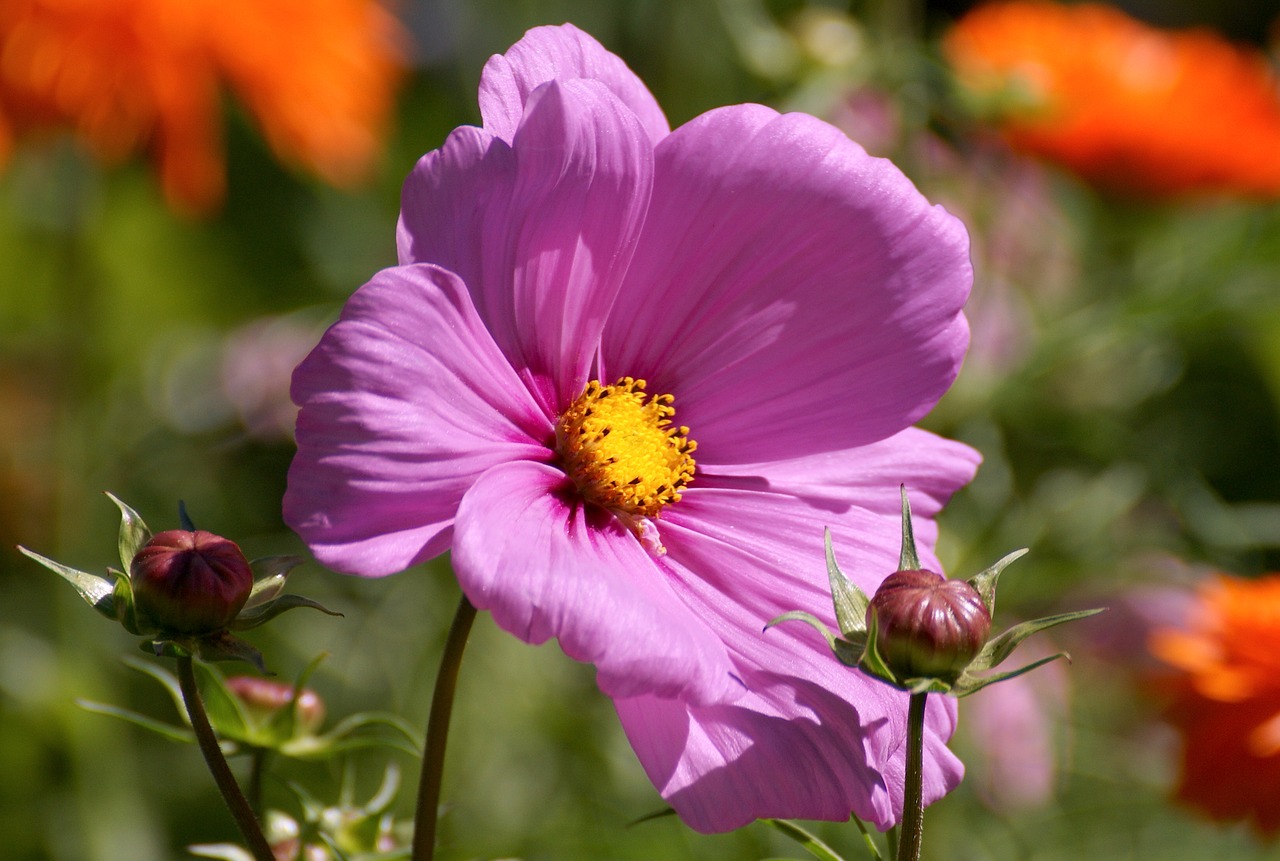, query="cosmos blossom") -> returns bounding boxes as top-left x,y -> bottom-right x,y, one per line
944,1 -> 1280,198
0,0 -> 406,215
1151,574 -> 1280,835
285,24 -> 978,831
